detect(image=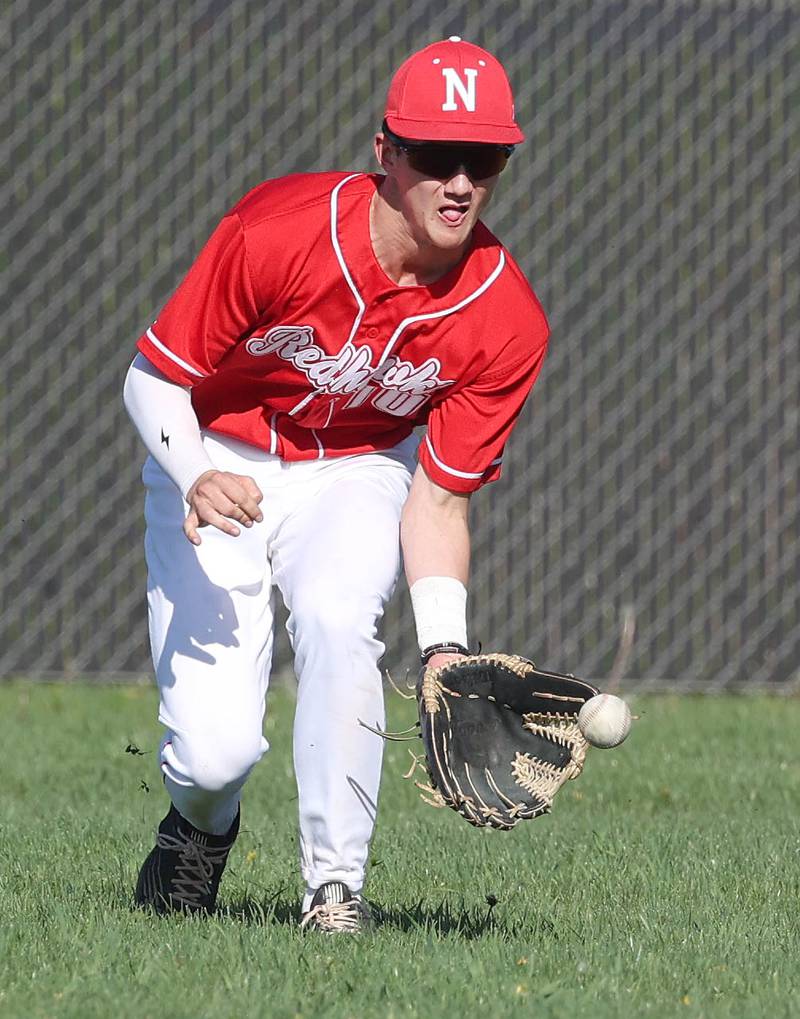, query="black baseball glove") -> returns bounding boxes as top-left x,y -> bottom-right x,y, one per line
415,653 -> 599,830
